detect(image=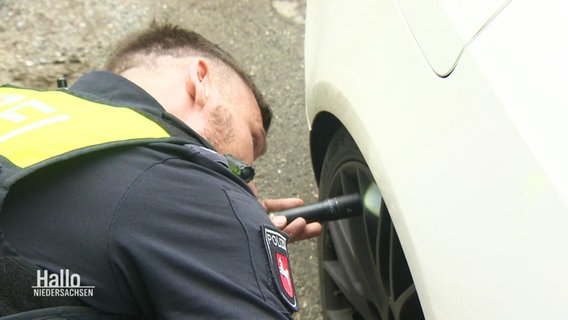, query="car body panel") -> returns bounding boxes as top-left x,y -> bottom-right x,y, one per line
398,0 -> 512,76
305,0 -> 568,319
